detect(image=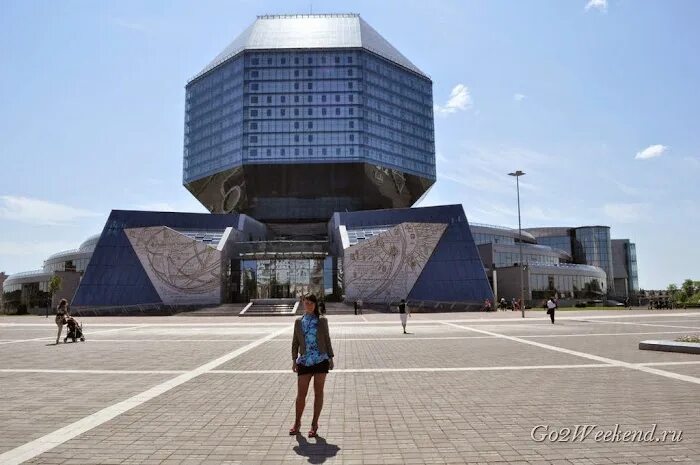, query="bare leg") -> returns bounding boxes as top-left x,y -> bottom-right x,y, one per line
311,373 -> 327,428
295,374 -> 312,426
56,324 -> 63,344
